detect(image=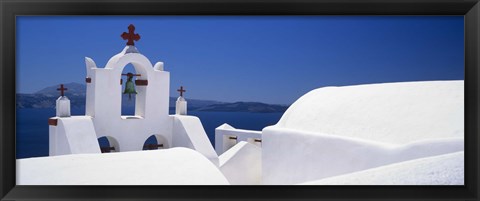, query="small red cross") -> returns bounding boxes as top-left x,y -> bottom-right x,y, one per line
177,86 -> 186,97
57,84 -> 68,96
121,24 -> 141,46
